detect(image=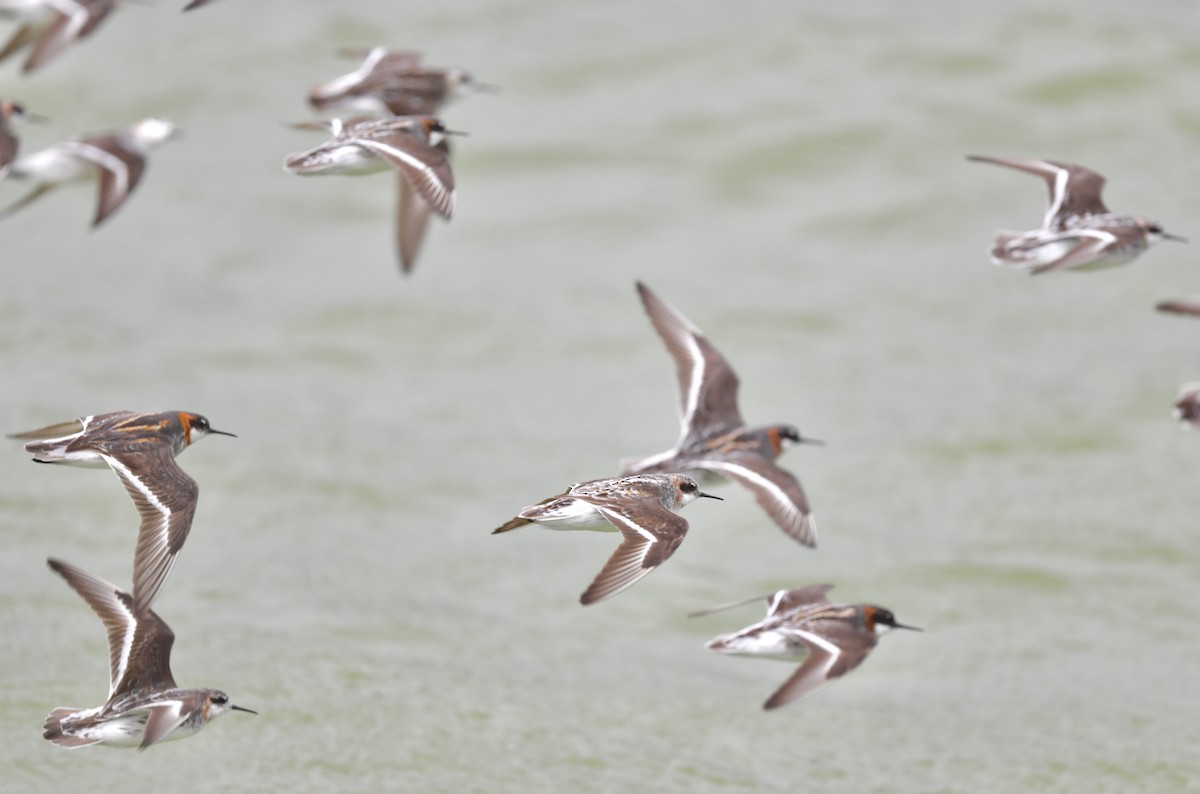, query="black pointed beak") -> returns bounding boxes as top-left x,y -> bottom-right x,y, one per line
893,622 -> 922,632
1163,232 -> 1188,243
231,705 -> 258,715
209,429 -> 237,438
698,492 -> 723,501
798,436 -> 825,446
